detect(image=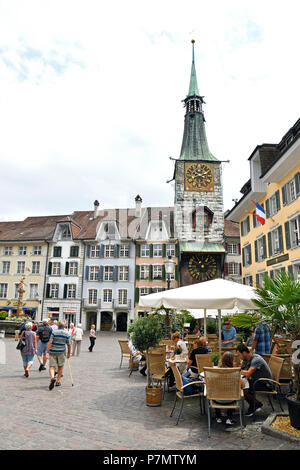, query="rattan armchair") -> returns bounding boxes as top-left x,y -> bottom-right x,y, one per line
147,351 -> 168,398
252,355 -> 284,421
195,353 -> 213,374
203,367 -> 245,438
118,340 -> 131,368
169,363 -> 204,425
